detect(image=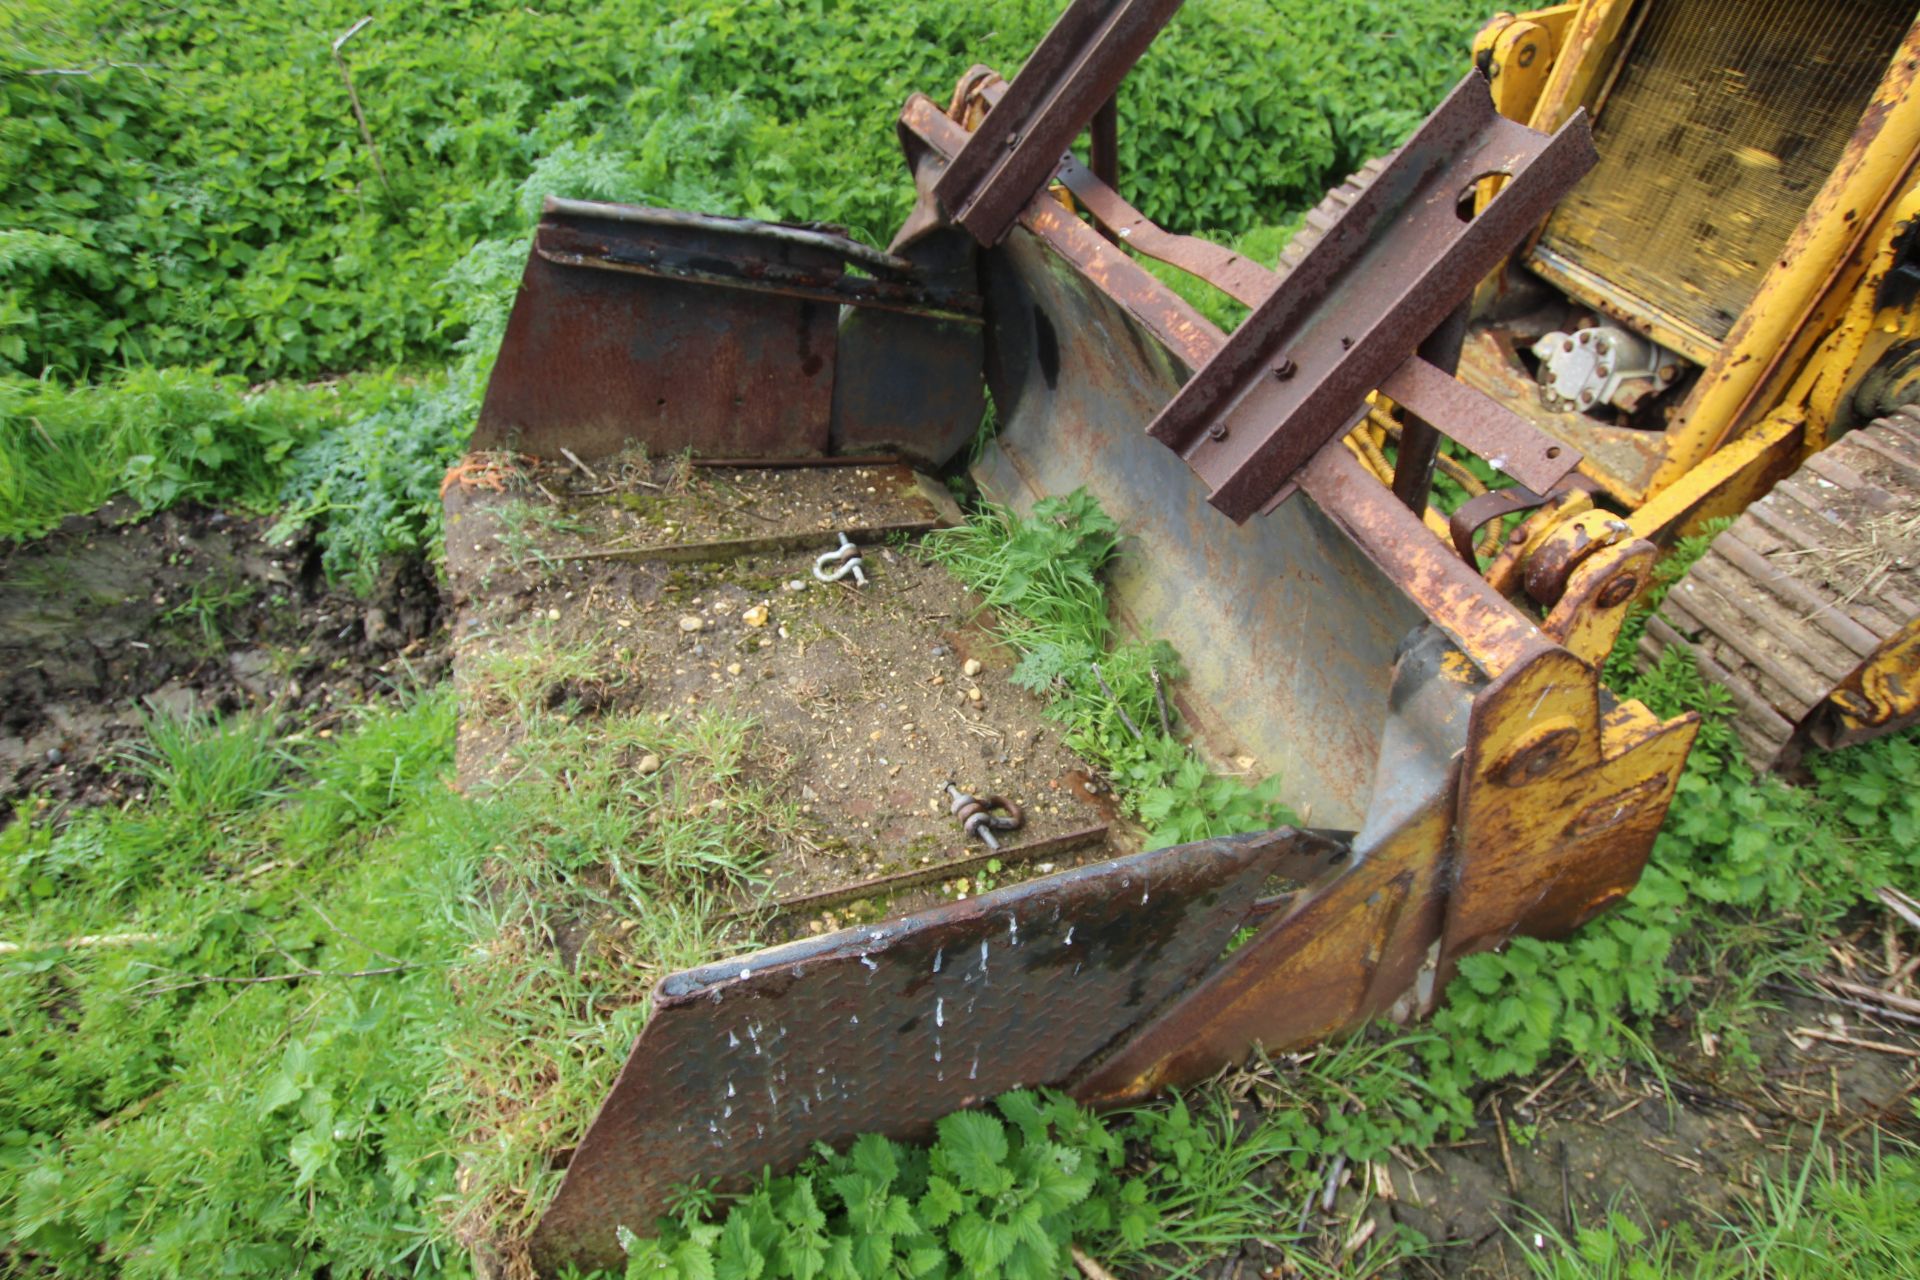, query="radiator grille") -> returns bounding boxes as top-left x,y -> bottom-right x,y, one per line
1534,0 -> 1915,353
